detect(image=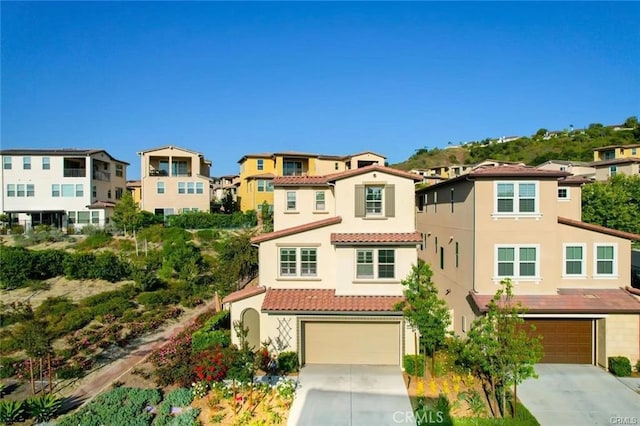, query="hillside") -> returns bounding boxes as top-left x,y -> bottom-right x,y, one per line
393,119 -> 640,171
